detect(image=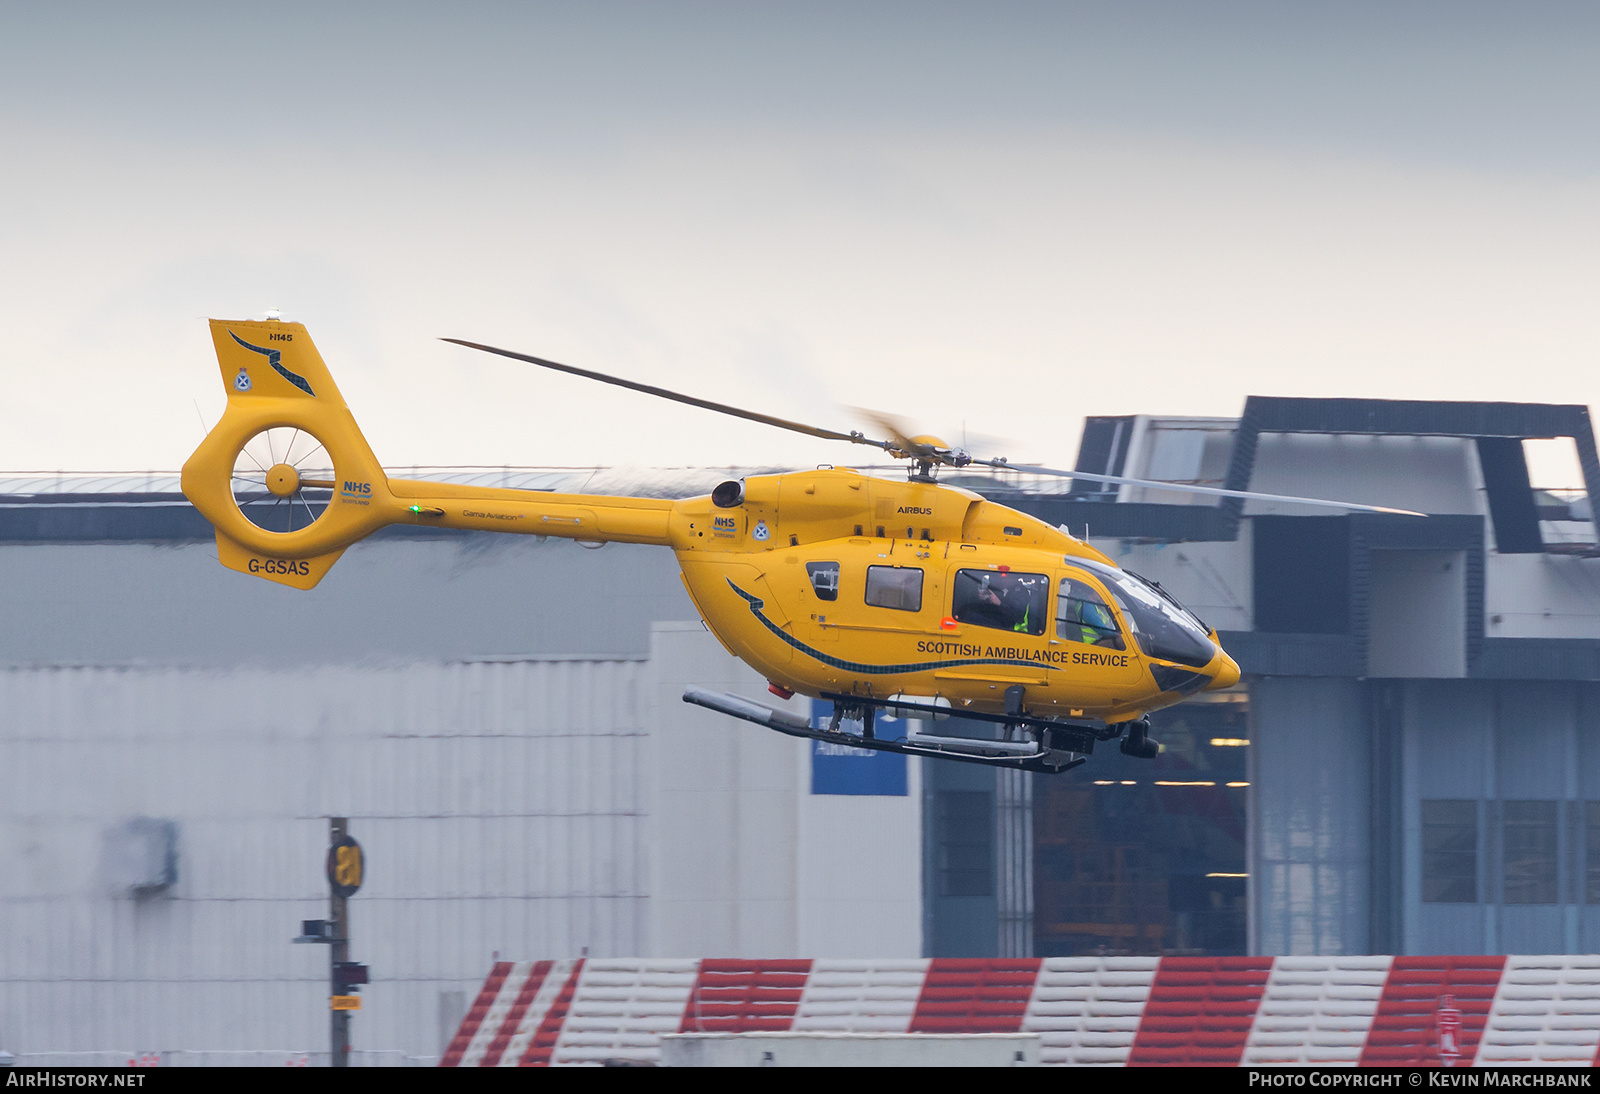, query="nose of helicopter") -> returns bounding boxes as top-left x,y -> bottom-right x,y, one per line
1205,647 -> 1241,691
